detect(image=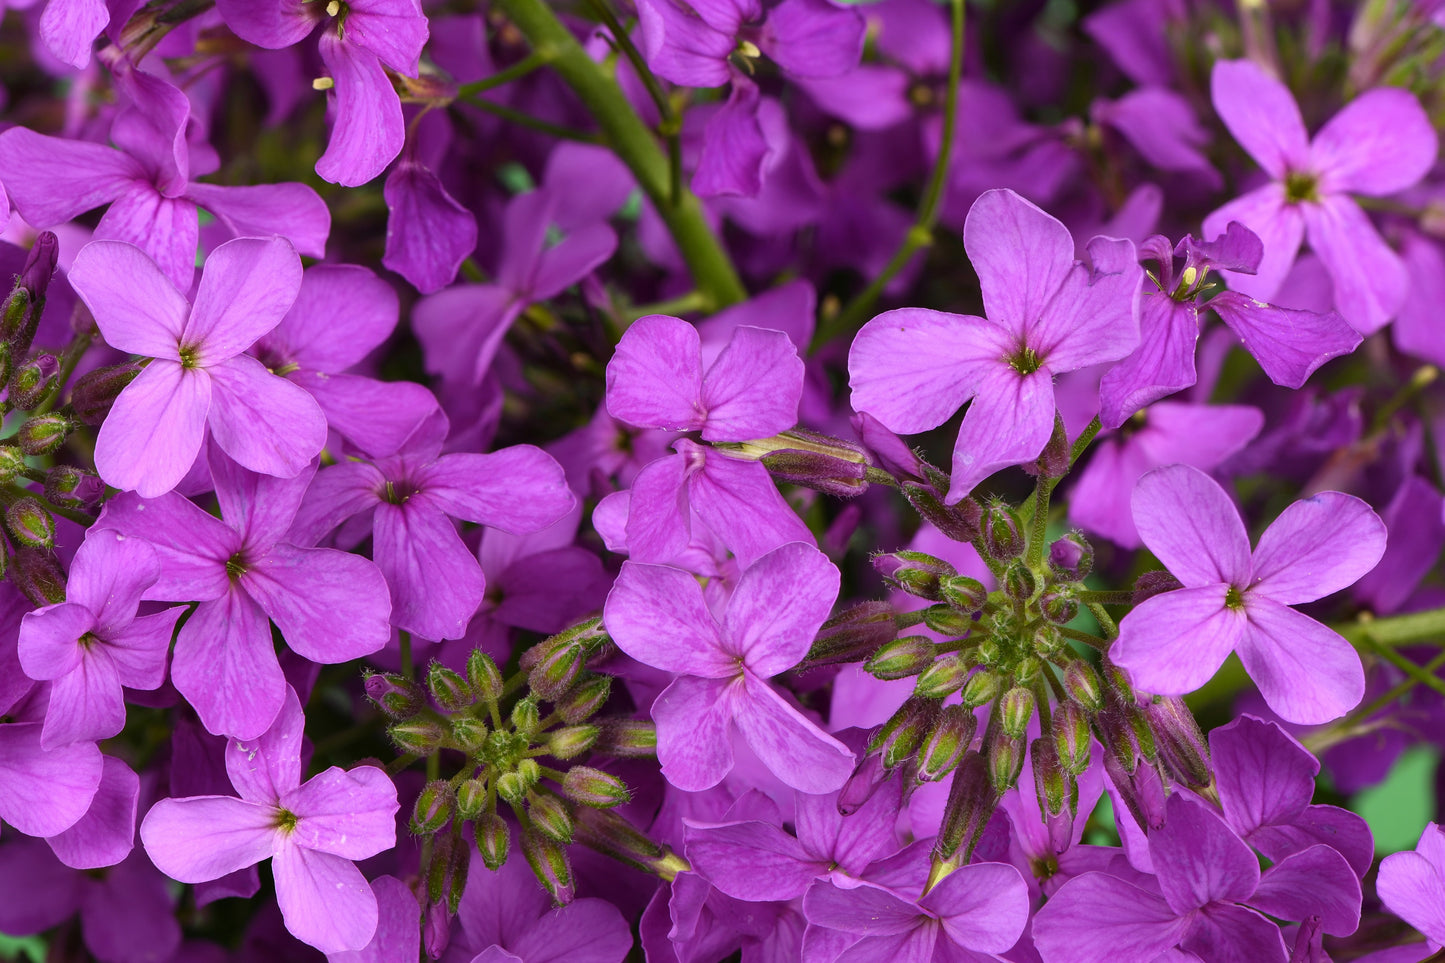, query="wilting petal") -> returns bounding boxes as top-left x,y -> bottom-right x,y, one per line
1311,87 -> 1437,197
1131,464 -> 1251,586
272,843 -> 379,953
140,796 -> 276,883
316,33 -> 404,187
68,239 -> 188,360
381,160 -> 477,294
1099,296 -> 1199,430
726,542 -> 839,676
171,592 -> 286,739
95,362 -> 211,499
693,80 -> 772,198
1237,599 -> 1364,725
604,560 -> 732,677
208,354 -> 327,478
1210,59 -> 1309,177
733,674 -> 853,794
245,544 -> 391,661
947,366 -> 1055,502
1112,585 -> 1246,696
1250,491 -> 1385,604
283,765 -> 397,860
